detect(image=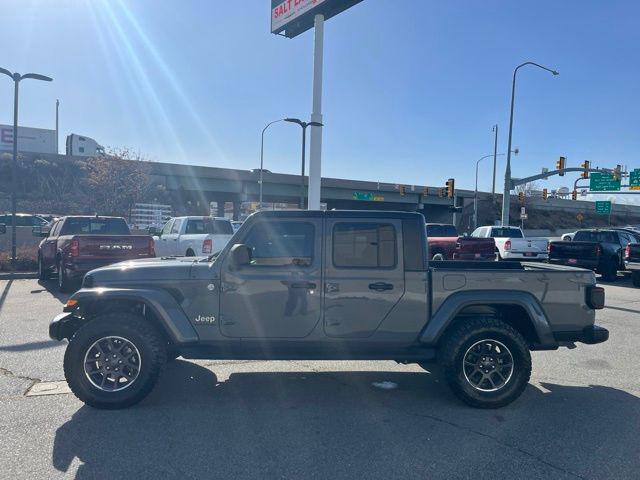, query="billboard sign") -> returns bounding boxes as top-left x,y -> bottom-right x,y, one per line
271,0 -> 364,38
629,168 -> 640,191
